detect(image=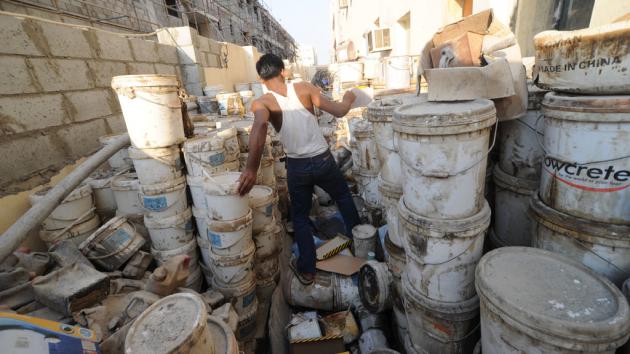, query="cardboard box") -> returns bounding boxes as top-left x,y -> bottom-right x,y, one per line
289,335 -> 345,354
432,9 -> 492,48
430,32 -> 484,68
